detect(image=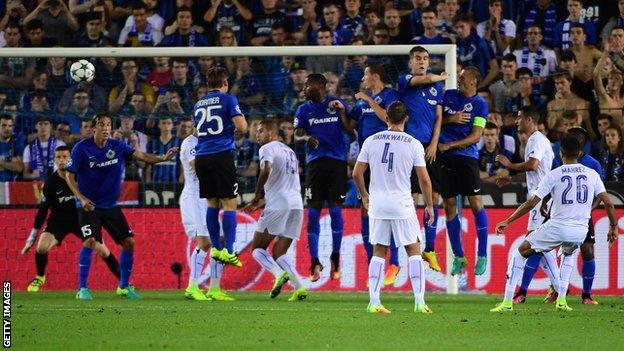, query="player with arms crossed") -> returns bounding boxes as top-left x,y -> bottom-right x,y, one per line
397,45 -> 447,272
438,67 -> 490,276
349,62 -> 401,285
294,73 -> 353,281
194,67 -> 248,283
245,120 -> 308,302
353,101 -> 435,314
21,146 -> 120,292
494,109 -> 558,304
491,136 -> 618,312
66,113 -> 178,300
